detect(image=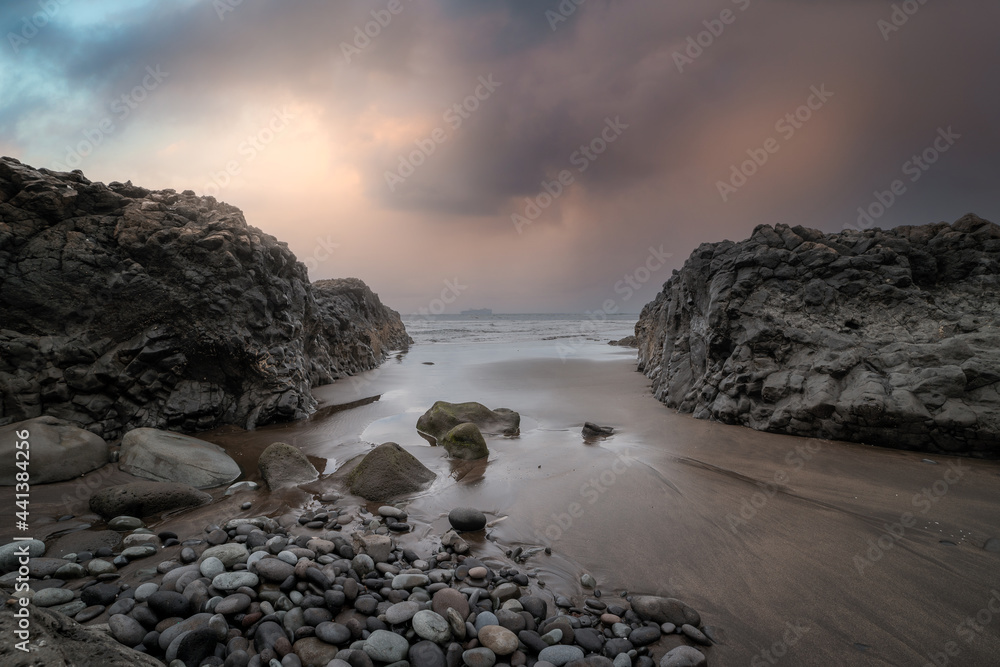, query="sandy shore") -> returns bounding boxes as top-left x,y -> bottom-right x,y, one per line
5,338 -> 1000,665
